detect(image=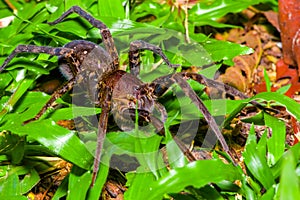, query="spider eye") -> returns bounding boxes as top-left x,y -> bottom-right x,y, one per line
133,86 -> 139,91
